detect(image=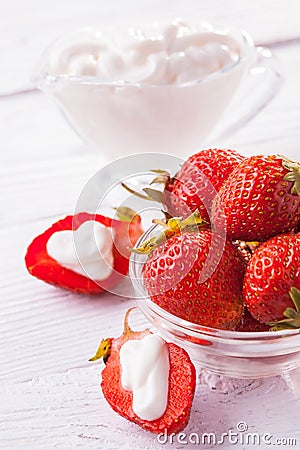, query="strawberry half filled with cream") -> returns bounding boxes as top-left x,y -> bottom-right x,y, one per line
25,209 -> 143,294
90,308 -> 196,434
